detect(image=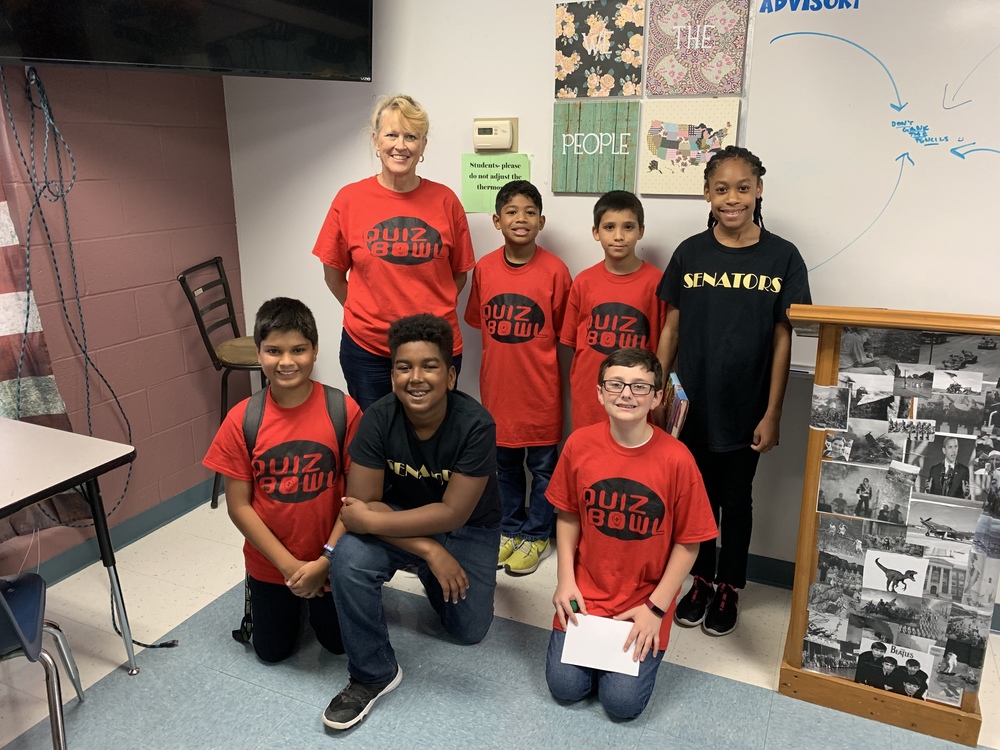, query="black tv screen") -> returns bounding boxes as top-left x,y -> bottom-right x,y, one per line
0,1 -> 373,82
